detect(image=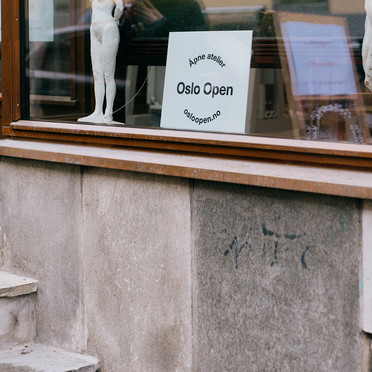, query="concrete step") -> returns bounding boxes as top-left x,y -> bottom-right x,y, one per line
0,271 -> 38,349
0,344 -> 100,372
0,272 -> 38,298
